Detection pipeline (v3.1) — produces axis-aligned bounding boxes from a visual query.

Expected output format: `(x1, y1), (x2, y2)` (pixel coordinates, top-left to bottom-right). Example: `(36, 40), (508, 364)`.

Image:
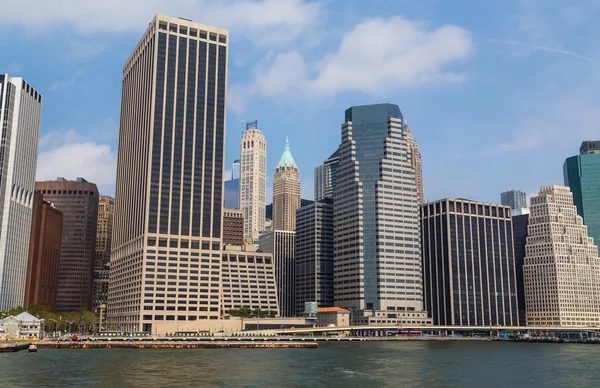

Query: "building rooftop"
(317, 307), (350, 313)
(276, 136), (297, 169)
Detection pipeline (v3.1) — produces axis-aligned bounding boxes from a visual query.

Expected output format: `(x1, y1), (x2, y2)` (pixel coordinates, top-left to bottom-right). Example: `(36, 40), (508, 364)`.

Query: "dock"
(37, 340), (318, 349)
(0, 343), (31, 352)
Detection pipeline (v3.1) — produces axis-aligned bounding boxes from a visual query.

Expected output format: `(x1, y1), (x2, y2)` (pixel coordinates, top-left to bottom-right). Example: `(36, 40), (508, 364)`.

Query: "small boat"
(28, 344), (37, 353)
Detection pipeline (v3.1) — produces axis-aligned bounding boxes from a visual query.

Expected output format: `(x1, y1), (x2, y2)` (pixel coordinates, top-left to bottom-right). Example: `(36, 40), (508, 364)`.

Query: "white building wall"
(240, 129), (266, 241)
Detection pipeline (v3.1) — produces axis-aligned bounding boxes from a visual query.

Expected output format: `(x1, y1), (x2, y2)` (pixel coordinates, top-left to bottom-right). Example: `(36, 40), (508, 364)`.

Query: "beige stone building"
(240, 121), (267, 242)
(273, 136), (300, 231)
(93, 195), (114, 311)
(405, 125), (423, 205)
(221, 245), (279, 313)
(524, 185), (600, 327)
(108, 15), (229, 333)
(316, 307), (350, 327)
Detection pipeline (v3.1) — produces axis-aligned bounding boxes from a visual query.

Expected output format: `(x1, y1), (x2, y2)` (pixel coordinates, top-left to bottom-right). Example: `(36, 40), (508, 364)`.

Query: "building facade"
(223, 208), (243, 246)
(524, 185), (600, 327)
(405, 126), (423, 204)
(333, 103), (429, 324)
(316, 307), (350, 327)
(512, 213), (529, 326)
(273, 136), (300, 232)
(501, 190), (528, 212)
(240, 121), (266, 241)
(0, 75), (42, 311)
(422, 198), (520, 326)
(24, 191), (63, 311)
(0, 312), (44, 339)
(564, 141), (600, 247)
(314, 148), (339, 201)
(92, 195), (114, 311)
(258, 231), (296, 317)
(108, 15), (229, 333)
(295, 199), (334, 316)
(221, 246), (279, 313)
(35, 178), (99, 312)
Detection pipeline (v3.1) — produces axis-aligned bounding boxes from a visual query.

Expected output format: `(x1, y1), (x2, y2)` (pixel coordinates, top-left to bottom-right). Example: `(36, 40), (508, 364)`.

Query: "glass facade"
(564, 153), (600, 247)
(344, 104), (402, 309)
(224, 178), (240, 209)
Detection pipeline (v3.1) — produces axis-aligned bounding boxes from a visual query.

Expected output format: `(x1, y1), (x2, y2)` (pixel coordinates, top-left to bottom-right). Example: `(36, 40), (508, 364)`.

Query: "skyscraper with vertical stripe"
(108, 15), (228, 333)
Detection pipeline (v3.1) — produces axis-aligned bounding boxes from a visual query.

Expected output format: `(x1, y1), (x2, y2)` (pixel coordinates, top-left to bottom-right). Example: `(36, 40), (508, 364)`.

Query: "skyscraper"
(35, 178), (99, 312)
(259, 230), (296, 317)
(422, 198), (520, 326)
(314, 148), (339, 201)
(501, 190), (528, 212)
(0, 75), (42, 311)
(273, 136), (300, 231)
(92, 195), (114, 311)
(108, 15), (229, 333)
(295, 198), (334, 316)
(24, 192), (63, 311)
(223, 160), (240, 209)
(333, 103), (429, 325)
(405, 125), (424, 204)
(564, 140), (600, 246)
(512, 213), (528, 326)
(524, 185), (600, 327)
(240, 121), (266, 241)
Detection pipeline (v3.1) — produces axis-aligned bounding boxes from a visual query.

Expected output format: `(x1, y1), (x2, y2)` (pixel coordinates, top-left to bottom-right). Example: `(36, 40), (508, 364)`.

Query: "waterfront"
(1, 341), (600, 387)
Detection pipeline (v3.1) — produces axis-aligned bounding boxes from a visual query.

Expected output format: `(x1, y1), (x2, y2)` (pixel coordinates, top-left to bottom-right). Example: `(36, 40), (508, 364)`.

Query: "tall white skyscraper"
(240, 121), (266, 241)
(108, 15), (229, 333)
(524, 185), (600, 327)
(0, 75), (42, 311)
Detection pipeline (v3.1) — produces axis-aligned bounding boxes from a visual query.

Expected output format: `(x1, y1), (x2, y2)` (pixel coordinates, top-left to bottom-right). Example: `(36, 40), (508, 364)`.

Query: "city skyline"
(2, 1), (597, 206)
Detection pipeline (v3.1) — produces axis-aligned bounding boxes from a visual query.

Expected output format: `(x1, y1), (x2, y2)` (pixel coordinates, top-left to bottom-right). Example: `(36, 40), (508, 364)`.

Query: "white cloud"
(36, 142), (117, 194)
(2, 0), (321, 47)
(48, 70), (85, 91)
(39, 128), (81, 150)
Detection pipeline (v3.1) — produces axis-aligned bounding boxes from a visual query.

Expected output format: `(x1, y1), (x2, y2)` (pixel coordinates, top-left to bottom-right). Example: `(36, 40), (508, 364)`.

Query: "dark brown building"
(35, 177), (99, 312)
(24, 191), (63, 311)
(223, 208), (244, 245)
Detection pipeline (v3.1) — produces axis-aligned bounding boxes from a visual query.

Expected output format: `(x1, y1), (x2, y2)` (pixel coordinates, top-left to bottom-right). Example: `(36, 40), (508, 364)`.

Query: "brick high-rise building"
(0, 75), (42, 311)
(35, 178), (99, 312)
(223, 208), (243, 246)
(273, 136), (300, 232)
(92, 195), (114, 311)
(24, 191), (63, 311)
(524, 185), (600, 327)
(108, 15), (229, 333)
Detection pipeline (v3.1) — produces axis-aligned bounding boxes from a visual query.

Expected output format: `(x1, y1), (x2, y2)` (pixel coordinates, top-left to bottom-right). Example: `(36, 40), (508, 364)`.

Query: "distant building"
(422, 198), (520, 326)
(294, 199), (334, 316)
(259, 230), (296, 317)
(524, 185), (600, 327)
(564, 141), (600, 247)
(92, 196), (114, 311)
(501, 190), (528, 212)
(512, 213), (529, 326)
(223, 208), (244, 246)
(333, 103), (429, 325)
(314, 148), (339, 201)
(0, 312), (44, 339)
(240, 121), (267, 241)
(24, 191), (63, 311)
(224, 160), (240, 209)
(221, 245), (279, 313)
(316, 307), (350, 327)
(0, 74), (42, 311)
(273, 137), (300, 231)
(405, 125), (424, 204)
(36, 177), (99, 312)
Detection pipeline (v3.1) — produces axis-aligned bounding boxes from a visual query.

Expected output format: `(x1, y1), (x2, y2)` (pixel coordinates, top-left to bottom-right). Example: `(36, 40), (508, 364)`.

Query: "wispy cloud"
(486, 38), (600, 63)
(49, 69), (85, 90)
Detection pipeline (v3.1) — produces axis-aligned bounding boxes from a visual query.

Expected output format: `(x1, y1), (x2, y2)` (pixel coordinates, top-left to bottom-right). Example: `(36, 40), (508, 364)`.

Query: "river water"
(1, 341), (599, 387)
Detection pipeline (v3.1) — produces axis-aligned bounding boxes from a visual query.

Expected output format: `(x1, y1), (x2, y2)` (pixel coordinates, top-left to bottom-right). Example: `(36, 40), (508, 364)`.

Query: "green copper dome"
(277, 136), (297, 169)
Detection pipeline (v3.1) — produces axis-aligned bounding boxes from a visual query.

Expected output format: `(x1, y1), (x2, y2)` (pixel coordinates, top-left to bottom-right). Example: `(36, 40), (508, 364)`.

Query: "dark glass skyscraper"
(109, 15), (229, 333)
(512, 213), (528, 326)
(422, 198), (520, 326)
(564, 141), (600, 247)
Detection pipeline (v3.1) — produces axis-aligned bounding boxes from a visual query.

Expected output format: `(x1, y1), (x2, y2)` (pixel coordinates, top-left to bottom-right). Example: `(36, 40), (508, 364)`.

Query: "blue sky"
(2, 0), (599, 204)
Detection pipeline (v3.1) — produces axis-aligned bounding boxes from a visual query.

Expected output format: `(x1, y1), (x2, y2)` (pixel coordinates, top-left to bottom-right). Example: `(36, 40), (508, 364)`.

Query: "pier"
(37, 340), (318, 349)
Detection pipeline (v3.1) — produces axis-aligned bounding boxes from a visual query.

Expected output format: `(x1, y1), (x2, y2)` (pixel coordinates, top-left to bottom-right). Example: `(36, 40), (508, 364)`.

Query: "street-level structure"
(108, 15), (229, 333)
(0, 75), (42, 311)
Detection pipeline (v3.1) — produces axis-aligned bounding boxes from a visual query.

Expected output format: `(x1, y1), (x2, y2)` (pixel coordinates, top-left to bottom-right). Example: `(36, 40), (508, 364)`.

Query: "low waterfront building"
(221, 245), (279, 313)
(0, 312), (45, 339)
(422, 198), (520, 326)
(316, 307), (350, 327)
(524, 185), (600, 327)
